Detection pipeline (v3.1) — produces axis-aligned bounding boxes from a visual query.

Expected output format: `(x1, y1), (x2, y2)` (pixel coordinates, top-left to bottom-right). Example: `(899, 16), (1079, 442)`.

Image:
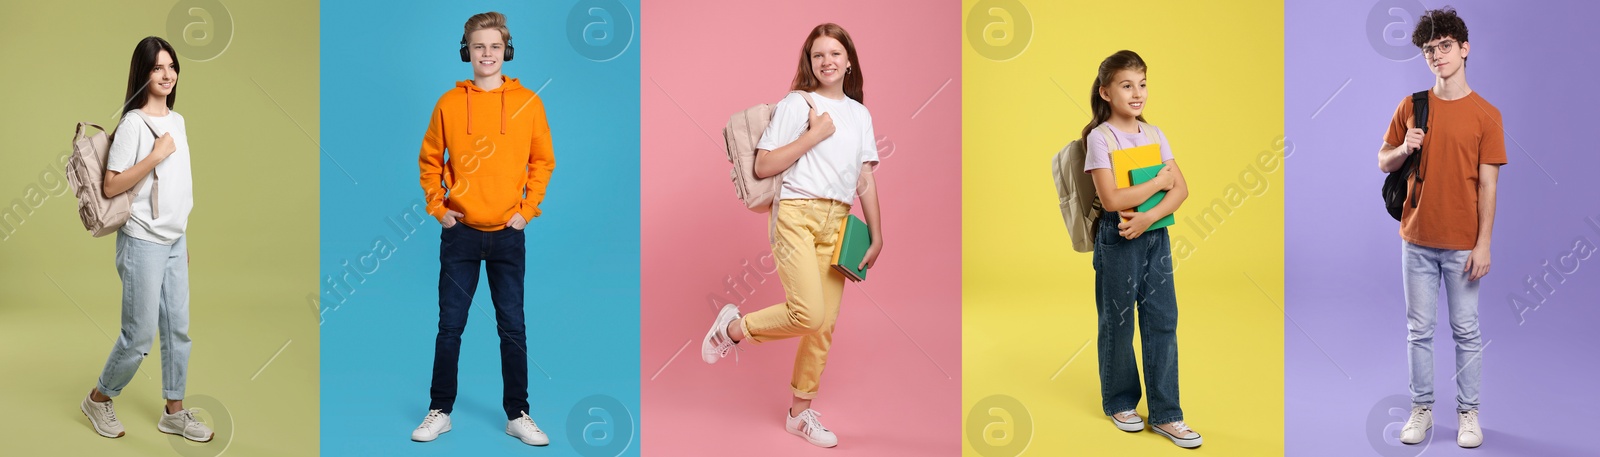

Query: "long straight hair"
(790, 23), (864, 104)
(1080, 50), (1147, 144)
(121, 36), (179, 121)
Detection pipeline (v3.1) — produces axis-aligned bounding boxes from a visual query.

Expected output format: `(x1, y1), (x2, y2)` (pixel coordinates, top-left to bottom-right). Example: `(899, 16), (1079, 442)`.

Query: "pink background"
(639, 0), (962, 454)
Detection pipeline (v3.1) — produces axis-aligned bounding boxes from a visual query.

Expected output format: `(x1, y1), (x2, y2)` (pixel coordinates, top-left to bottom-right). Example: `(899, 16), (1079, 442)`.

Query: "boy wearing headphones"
(411, 11), (556, 446)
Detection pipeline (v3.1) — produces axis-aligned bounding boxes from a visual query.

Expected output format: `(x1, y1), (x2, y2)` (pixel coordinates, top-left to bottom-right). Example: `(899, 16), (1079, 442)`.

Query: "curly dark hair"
(1412, 7), (1468, 63)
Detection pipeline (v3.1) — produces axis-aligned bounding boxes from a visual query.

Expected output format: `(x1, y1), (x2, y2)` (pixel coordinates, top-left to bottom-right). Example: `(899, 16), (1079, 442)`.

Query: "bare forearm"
(1476, 184), (1497, 248)
(102, 156), (160, 198)
(1378, 143), (1410, 173)
(1145, 184), (1187, 220)
(857, 171), (883, 243)
(1101, 181), (1165, 212)
(755, 131), (823, 178)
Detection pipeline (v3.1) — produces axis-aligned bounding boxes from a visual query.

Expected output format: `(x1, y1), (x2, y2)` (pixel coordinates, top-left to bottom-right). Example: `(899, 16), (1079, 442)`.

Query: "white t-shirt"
(106, 110), (193, 245)
(755, 91), (879, 204)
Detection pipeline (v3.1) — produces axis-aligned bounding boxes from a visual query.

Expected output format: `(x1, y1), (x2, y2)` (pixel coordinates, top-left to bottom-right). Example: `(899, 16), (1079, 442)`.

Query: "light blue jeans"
(96, 232), (191, 400)
(1402, 241), (1481, 412)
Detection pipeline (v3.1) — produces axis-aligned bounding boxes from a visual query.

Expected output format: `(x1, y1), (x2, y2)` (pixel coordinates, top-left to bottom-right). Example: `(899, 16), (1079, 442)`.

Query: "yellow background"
(962, 0), (1284, 455)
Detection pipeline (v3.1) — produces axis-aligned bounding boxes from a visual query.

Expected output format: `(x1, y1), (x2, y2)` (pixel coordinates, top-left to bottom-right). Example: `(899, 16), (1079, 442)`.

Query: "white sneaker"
(1457, 409), (1482, 448)
(1400, 405), (1431, 445)
(1109, 410), (1144, 432)
(1152, 420), (1202, 448)
(80, 392), (125, 438)
(158, 408), (214, 443)
(411, 409), (451, 442)
(507, 411), (550, 446)
(785, 408), (838, 448)
(700, 304), (742, 364)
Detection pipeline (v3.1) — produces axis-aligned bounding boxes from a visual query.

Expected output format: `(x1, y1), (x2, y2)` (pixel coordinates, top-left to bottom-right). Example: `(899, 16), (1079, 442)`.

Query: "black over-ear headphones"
(459, 35), (514, 62)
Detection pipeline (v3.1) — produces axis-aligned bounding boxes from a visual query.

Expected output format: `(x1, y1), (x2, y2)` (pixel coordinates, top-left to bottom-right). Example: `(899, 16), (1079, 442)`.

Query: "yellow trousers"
(742, 199), (851, 399)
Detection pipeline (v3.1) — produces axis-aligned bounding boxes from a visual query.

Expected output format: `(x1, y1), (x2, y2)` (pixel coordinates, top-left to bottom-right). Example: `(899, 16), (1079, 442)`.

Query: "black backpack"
(1383, 91), (1429, 221)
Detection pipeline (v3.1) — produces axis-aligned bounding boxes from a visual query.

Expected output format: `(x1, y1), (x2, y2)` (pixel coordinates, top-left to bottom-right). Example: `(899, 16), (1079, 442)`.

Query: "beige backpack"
(723, 90), (817, 213)
(1052, 126), (1120, 253)
(67, 111), (161, 237)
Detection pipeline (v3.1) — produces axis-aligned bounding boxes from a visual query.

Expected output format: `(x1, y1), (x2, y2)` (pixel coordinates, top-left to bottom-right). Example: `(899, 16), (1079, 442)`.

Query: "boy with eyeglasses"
(1375, 7), (1504, 449)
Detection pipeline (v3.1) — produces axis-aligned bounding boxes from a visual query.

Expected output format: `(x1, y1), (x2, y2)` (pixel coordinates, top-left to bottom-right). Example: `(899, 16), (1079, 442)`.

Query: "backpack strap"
(1408, 90), (1429, 209)
(768, 91), (819, 244)
(125, 110), (164, 219)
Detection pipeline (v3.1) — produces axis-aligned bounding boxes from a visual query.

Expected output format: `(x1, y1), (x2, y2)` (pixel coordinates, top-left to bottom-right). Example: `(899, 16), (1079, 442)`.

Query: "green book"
(830, 214), (872, 282)
(1129, 164), (1176, 231)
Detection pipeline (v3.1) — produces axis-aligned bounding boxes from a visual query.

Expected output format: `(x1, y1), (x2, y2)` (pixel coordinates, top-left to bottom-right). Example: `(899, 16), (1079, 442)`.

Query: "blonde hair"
(463, 11), (511, 44)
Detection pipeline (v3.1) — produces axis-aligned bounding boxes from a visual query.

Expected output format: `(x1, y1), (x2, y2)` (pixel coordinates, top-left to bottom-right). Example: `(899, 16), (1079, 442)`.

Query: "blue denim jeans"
(96, 232), (190, 400)
(1092, 212), (1182, 424)
(429, 224), (529, 420)
(1402, 241), (1482, 412)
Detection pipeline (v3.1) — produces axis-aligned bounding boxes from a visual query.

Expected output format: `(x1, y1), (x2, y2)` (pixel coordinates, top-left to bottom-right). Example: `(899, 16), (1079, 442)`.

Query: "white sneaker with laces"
(1152, 420), (1202, 448)
(1457, 409), (1482, 448)
(507, 411), (550, 446)
(158, 408), (214, 443)
(1400, 405), (1431, 445)
(411, 409), (451, 442)
(1109, 410), (1144, 432)
(701, 303), (742, 364)
(80, 392), (125, 438)
(785, 408), (838, 448)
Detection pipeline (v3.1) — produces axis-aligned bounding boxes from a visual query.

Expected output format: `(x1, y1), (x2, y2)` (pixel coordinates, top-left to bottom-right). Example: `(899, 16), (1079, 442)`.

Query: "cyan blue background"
(319, 1), (639, 456)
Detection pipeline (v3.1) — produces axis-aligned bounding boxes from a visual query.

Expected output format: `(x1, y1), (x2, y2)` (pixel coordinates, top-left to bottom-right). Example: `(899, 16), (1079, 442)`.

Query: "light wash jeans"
(96, 232), (191, 400)
(1402, 241), (1481, 412)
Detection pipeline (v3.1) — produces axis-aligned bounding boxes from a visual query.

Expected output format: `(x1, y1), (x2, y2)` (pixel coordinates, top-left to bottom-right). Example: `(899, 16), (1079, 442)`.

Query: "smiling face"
(1099, 69), (1147, 119)
(808, 36), (850, 89)
(1421, 36), (1468, 79)
(467, 28), (506, 78)
(147, 49), (177, 99)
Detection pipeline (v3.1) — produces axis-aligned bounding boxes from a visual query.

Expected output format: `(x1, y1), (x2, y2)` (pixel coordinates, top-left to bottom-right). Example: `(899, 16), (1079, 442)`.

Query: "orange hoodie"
(419, 75), (556, 231)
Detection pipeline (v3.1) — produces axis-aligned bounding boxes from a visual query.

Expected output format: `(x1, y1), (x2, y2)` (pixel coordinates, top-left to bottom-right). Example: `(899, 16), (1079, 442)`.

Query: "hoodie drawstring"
(500, 90), (507, 135)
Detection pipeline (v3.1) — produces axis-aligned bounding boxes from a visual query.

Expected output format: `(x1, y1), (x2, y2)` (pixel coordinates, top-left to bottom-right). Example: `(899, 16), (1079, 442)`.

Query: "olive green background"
(0, 1), (318, 456)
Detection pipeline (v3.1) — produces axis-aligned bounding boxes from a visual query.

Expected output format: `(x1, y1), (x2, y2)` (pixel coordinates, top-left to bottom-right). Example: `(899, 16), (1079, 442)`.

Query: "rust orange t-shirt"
(1383, 90), (1507, 250)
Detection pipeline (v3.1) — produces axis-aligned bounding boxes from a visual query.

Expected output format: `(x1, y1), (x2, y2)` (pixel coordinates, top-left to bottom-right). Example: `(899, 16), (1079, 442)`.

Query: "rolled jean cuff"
(791, 386), (818, 400)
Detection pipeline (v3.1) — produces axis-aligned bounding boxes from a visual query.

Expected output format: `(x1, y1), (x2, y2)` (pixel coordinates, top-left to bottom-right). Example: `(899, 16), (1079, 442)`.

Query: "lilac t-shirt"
(1083, 122), (1174, 173)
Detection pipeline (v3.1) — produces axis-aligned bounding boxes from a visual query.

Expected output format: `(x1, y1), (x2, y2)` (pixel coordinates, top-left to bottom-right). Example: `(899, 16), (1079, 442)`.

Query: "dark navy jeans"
(429, 223), (529, 420)
(1092, 212), (1182, 424)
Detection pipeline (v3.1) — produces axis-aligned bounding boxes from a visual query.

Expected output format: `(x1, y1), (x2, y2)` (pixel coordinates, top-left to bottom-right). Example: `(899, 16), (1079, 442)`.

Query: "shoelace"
(1166, 421), (1193, 436)
(797, 409), (828, 434)
(98, 400), (120, 424)
(1406, 409), (1429, 429)
(420, 410), (445, 429)
(1459, 411), (1478, 434)
(515, 412), (542, 433)
(1114, 411), (1139, 422)
(713, 322), (744, 362)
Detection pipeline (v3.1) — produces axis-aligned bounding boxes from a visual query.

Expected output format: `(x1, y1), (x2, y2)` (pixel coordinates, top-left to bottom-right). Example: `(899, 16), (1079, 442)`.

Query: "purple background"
(1287, 1), (1600, 456)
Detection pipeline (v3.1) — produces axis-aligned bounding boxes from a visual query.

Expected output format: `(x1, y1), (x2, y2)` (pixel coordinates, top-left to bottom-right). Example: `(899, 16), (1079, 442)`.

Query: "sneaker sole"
(1110, 416), (1144, 432)
(79, 402), (125, 438)
(158, 423), (214, 443)
(786, 426), (838, 448)
(507, 430), (550, 446)
(412, 424), (451, 442)
(1152, 426), (1202, 448)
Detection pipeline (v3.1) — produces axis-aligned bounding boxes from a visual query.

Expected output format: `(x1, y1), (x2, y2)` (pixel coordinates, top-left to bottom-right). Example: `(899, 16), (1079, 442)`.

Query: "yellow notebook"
(1111, 143), (1164, 188)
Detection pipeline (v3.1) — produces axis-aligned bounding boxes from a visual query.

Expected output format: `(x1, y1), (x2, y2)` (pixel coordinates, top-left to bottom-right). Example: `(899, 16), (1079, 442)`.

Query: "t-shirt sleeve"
(1153, 125), (1174, 161)
(106, 115), (144, 173)
(1479, 107), (1507, 165)
(1383, 97), (1413, 147)
(1084, 128), (1111, 173)
(755, 93), (809, 152)
(860, 107), (879, 165)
